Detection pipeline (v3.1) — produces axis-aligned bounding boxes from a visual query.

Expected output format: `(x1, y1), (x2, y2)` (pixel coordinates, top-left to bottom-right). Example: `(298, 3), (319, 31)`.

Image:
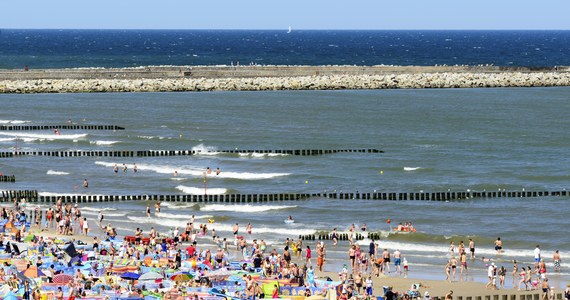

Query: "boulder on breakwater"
(0, 65), (569, 93)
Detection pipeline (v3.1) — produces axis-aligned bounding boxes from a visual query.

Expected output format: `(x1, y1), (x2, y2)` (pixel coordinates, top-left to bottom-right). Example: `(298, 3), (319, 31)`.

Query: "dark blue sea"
(0, 29), (569, 68)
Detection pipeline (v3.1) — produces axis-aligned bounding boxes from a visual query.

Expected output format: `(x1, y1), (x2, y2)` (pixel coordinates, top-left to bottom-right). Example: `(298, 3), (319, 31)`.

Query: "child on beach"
(403, 257), (409, 278)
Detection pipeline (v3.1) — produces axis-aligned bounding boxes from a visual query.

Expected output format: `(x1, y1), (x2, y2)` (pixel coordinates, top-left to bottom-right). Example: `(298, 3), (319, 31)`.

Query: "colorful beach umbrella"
(20, 266), (46, 278)
(170, 273), (192, 282)
(53, 273), (73, 284)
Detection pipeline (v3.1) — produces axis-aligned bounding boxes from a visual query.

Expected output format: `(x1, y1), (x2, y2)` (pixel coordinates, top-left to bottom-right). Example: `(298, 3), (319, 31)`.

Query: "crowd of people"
(1, 198), (568, 300)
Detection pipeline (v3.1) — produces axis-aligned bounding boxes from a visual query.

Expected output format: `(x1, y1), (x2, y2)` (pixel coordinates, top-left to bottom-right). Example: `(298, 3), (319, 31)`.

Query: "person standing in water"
(495, 237), (502, 254)
(469, 238), (475, 259)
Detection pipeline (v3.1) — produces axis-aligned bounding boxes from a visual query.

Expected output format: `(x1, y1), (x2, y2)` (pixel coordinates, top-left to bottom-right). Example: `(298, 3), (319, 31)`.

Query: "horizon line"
(2, 27), (570, 31)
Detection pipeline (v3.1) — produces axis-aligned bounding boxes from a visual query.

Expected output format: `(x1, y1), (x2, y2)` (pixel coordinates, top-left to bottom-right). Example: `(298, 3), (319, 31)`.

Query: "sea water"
(1, 30), (569, 68)
(0, 89), (569, 287)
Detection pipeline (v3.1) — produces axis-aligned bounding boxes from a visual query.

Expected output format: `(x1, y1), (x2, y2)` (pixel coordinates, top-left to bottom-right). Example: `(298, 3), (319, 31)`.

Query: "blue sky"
(1, 0), (569, 30)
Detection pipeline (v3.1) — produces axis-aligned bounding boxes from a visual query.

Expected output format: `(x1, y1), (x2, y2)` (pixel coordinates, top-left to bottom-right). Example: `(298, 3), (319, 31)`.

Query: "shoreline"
(0, 65), (569, 93)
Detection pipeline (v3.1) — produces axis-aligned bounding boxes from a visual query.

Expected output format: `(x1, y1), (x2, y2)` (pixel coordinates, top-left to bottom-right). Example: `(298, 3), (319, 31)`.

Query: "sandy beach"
(5, 206), (562, 300)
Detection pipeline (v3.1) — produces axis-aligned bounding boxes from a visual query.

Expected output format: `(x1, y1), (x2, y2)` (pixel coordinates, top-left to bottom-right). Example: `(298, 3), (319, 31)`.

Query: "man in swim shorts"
(393, 249), (402, 275)
(534, 245), (541, 268)
(494, 237), (502, 254)
(469, 238), (475, 259)
(233, 223), (239, 238)
(553, 250), (561, 272)
(382, 249), (391, 274)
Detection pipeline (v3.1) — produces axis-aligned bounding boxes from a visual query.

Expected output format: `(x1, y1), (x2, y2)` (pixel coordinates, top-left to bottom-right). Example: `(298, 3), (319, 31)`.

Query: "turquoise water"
(0, 88), (569, 286)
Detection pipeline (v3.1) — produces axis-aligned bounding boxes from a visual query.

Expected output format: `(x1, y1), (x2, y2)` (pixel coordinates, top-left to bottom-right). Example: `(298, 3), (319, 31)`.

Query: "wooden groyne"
(0, 148), (382, 158)
(0, 124), (124, 131)
(0, 175), (16, 182)
(1, 189), (567, 203)
(299, 232), (368, 241)
(0, 190), (37, 200)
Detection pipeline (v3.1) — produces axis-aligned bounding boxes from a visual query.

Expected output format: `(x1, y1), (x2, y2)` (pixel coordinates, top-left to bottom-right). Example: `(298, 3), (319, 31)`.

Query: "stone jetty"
(0, 65), (569, 93)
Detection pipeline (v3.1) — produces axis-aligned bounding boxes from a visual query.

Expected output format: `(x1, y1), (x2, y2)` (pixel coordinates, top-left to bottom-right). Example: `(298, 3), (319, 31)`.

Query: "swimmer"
(233, 223), (239, 237)
(113, 164), (118, 173)
(173, 170), (178, 177)
(133, 163), (138, 173)
(122, 163), (127, 172)
(206, 167), (212, 174)
(495, 237), (502, 254)
(83, 179), (88, 188)
(215, 167), (221, 175)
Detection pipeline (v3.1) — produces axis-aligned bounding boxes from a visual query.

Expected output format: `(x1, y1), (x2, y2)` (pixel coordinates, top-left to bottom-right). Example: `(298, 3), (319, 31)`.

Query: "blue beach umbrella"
(120, 272), (140, 280)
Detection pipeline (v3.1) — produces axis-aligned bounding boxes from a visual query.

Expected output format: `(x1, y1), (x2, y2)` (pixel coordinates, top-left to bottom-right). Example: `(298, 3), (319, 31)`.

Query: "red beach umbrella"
(53, 273), (73, 284)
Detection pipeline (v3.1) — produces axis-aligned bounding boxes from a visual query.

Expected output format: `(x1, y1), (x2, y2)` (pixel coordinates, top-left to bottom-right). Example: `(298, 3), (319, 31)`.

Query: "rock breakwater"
(1, 67), (569, 93)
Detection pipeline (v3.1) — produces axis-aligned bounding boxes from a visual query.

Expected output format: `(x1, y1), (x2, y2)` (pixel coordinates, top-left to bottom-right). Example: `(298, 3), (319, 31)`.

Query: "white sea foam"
(404, 167), (422, 171)
(200, 204), (297, 213)
(95, 161), (289, 180)
(0, 132), (88, 141)
(46, 170), (70, 175)
(208, 222), (315, 236)
(90, 140), (119, 146)
(0, 120), (29, 124)
(356, 239), (537, 259)
(160, 202), (199, 209)
(176, 185), (227, 195)
(238, 153), (289, 158)
(79, 207), (117, 212)
(155, 212), (213, 220)
(127, 216), (187, 228)
(82, 210), (125, 217)
(38, 192), (93, 197)
(191, 144), (220, 156)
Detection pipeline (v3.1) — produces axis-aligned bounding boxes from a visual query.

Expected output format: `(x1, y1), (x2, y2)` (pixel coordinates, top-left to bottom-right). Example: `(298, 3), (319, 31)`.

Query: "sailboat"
(287, 26), (292, 34)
